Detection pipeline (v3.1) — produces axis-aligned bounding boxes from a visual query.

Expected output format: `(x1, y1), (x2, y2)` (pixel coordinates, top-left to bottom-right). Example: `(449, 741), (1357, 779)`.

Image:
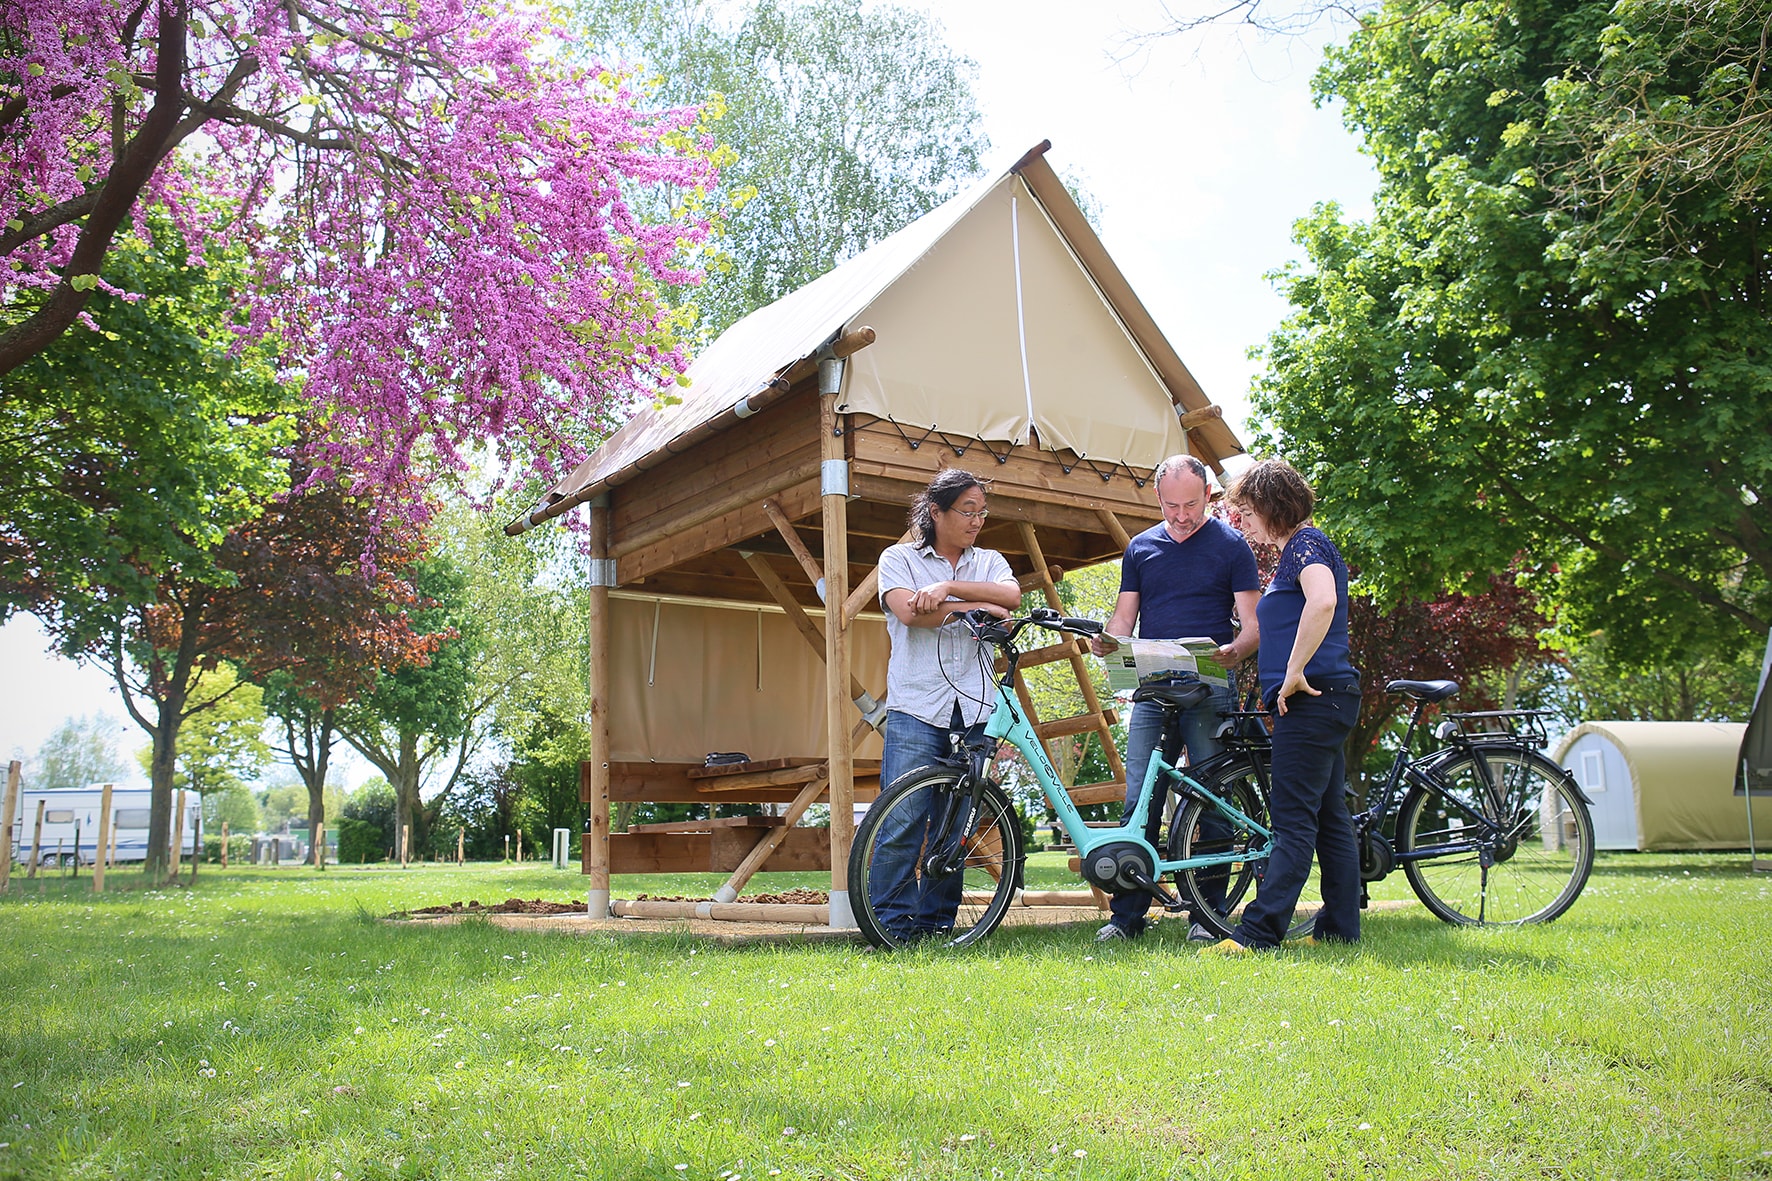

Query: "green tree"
(137, 665), (271, 799)
(335, 559), (482, 856)
(28, 714), (132, 788)
(1252, 0), (1770, 682)
(571, 0), (990, 336)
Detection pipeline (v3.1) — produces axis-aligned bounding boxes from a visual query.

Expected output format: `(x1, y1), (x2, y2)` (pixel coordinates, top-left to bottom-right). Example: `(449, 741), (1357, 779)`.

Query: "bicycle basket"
(1438, 710), (1551, 749)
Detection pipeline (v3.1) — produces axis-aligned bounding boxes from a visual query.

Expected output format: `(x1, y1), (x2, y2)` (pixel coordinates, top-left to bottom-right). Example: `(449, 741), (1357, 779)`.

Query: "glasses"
(948, 507), (990, 521)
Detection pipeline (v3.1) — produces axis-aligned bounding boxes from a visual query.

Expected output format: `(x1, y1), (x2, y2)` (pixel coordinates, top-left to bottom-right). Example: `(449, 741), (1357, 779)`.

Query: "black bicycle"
(1171, 678), (1597, 935)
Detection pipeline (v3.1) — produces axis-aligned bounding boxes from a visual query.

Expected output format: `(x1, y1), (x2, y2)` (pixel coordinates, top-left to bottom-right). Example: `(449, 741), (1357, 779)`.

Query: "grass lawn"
(0, 853), (1768, 1179)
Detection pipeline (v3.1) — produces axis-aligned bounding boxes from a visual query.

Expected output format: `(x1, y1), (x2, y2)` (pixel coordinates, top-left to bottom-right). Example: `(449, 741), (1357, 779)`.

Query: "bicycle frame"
(978, 676), (1270, 880)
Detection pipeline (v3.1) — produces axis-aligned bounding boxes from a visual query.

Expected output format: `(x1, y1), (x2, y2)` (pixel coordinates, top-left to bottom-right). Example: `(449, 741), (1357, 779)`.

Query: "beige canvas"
(607, 593), (888, 765)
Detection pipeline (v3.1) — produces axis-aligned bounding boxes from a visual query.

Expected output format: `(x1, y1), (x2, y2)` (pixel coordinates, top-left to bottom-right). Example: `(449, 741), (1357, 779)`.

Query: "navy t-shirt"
(1119, 517), (1260, 645)
(1256, 525), (1358, 700)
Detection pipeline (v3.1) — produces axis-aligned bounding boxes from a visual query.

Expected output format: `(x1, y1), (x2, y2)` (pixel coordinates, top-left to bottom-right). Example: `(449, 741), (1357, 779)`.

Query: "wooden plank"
(1035, 710), (1119, 741)
(613, 452), (820, 562)
(696, 763), (825, 793)
(608, 394), (819, 542)
(995, 638), (1087, 673)
(849, 420), (1159, 513)
(713, 825), (832, 873)
(0, 761), (18, 891)
(1020, 520), (1125, 787)
(625, 816), (782, 833)
(688, 757), (825, 779)
(608, 832), (712, 874)
(618, 479), (822, 586)
(1066, 780), (1127, 807)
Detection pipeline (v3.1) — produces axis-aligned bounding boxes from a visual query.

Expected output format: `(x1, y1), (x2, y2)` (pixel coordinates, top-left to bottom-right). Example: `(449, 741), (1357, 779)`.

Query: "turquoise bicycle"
(849, 608), (1281, 950)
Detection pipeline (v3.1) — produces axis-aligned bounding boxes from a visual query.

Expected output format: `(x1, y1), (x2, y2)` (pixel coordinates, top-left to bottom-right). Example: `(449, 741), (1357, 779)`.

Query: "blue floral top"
(1255, 526), (1358, 705)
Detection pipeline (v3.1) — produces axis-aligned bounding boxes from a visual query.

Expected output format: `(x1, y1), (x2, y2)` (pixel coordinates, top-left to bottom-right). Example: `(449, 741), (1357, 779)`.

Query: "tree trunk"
(301, 708), (335, 850)
(392, 731), (424, 858)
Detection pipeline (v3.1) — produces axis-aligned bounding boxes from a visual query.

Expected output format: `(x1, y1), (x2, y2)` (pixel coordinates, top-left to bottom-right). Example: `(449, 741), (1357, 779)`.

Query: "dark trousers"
(1234, 684), (1362, 949)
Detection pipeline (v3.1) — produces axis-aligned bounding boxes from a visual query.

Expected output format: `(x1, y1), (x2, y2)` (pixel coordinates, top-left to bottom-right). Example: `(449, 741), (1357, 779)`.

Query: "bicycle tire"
(848, 766), (1023, 950)
(1398, 749), (1594, 925)
(1170, 755), (1315, 941)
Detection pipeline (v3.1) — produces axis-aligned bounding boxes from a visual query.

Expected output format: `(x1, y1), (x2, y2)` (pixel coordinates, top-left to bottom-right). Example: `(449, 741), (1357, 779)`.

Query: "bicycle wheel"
(848, 766), (1023, 950)
(1398, 749), (1594, 925)
(1170, 756), (1316, 941)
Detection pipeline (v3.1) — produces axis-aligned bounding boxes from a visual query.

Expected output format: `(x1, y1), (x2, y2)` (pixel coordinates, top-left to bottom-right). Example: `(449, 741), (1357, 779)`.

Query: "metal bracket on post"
(817, 356), (845, 396)
(853, 691), (888, 731)
(821, 459), (849, 498)
(588, 559), (618, 588)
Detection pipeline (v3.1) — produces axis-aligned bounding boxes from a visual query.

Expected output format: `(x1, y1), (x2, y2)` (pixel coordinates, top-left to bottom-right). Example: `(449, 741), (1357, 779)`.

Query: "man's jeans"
(1107, 678), (1238, 934)
(867, 707), (987, 938)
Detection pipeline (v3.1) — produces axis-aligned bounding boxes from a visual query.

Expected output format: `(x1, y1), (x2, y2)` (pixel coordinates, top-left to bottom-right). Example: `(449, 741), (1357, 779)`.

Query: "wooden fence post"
(515, 831), (522, 863)
(0, 760), (19, 891)
(27, 799), (45, 879)
(93, 784), (113, 894)
(457, 827), (464, 865)
(401, 824), (410, 868)
(314, 822), (325, 870)
(220, 821), (228, 869)
(169, 790), (186, 880)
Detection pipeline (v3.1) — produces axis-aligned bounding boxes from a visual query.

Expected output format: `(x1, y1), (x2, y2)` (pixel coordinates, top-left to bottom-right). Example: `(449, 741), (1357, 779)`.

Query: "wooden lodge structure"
(506, 142), (1245, 927)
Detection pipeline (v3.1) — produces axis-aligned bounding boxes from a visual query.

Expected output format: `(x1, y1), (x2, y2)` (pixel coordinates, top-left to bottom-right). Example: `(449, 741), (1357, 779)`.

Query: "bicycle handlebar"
(957, 607), (1104, 645)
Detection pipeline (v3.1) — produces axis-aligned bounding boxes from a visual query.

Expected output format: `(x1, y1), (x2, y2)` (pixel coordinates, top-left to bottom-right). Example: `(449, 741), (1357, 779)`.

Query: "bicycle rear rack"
(1439, 709), (1553, 749)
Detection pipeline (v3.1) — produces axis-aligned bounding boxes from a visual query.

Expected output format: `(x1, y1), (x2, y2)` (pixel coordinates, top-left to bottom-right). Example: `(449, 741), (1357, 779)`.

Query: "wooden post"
(400, 824), (410, 868)
(819, 361), (857, 929)
(585, 495), (613, 918)
(55, 837), (64, 875)
(169, 789), (186, 880)
(27, 799), (44, 879)
(515, 831), (522, 863)
(0, 760), (19, 891)
(314, 823), (325, 869)
(457, 827), (465, 866)
(93, 784), (113, 894)
(71, 823), (79, 878)
(220, 820), (229, 869)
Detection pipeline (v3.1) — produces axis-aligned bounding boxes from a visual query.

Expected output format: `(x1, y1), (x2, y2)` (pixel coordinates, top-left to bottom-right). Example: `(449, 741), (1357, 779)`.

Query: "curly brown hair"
(1226, 459), (1315, 536)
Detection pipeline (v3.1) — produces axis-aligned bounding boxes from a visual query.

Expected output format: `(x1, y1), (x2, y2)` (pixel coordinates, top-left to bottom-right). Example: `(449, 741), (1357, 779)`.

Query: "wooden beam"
(607, 831), (711, 875)
(1179, 404), (1224, 430)
(1035, 710), (1120, 741)
(995, 637), (1088, 673)
(1067, 781), (1128, 808)
(763, 500), (825, 588)
(1096, 508), (1133, 551)
(741, 552), (881, 716)
(821, 391), (856, 926)
(1019, 521), (1126, 789)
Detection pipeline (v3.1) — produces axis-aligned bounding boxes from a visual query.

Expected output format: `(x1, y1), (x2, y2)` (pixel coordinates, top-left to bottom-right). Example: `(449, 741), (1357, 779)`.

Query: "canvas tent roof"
(513, 141), (1240, 533)
(1554, 720), (1770, 850)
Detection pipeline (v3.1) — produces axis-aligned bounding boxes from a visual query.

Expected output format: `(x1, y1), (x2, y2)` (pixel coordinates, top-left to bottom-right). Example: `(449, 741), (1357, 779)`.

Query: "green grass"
(0, 854), (1768, 1179)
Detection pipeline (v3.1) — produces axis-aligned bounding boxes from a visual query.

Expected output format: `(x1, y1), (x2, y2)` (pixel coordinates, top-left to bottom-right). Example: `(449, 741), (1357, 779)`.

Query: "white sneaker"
(1095, 922), (1136, 942)
(1187, 922), (1217, 943)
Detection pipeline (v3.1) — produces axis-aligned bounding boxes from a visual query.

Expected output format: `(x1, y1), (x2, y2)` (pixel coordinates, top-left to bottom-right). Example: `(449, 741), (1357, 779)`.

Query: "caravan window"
(44, 809), (74, 823)
(114, 809), (151, 828)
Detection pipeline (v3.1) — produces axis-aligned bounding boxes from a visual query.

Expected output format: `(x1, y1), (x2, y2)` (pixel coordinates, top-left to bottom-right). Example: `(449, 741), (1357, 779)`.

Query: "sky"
(0, 0), (1379, 783)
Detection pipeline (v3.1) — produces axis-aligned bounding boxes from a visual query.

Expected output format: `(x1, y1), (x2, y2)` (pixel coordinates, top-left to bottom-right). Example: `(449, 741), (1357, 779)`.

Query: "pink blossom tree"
(3, 0), (723, 490)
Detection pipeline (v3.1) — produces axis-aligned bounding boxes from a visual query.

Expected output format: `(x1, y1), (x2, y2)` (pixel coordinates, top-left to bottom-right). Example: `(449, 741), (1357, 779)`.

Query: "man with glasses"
(1088, 455), (1261, 941)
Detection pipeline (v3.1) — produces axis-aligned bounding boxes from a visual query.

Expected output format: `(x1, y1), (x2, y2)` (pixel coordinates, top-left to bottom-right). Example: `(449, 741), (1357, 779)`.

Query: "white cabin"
(7, 786), (199, 866)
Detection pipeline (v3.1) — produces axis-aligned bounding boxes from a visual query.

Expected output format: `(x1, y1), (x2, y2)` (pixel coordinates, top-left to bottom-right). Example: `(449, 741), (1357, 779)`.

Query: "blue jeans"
(1233, 683), (1361, 949)
(1108, 677), (1238, 933)
(868, 707), (987, 938)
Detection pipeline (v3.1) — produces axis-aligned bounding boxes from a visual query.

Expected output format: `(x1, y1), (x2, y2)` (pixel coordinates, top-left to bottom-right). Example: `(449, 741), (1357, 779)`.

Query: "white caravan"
(7, 786), (200, 866)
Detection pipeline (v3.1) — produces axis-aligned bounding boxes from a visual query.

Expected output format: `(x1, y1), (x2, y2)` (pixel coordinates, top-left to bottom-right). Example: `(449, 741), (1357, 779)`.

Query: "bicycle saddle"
(1386, 679), (1459, 701)
(1131, 682), (1212, 711)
